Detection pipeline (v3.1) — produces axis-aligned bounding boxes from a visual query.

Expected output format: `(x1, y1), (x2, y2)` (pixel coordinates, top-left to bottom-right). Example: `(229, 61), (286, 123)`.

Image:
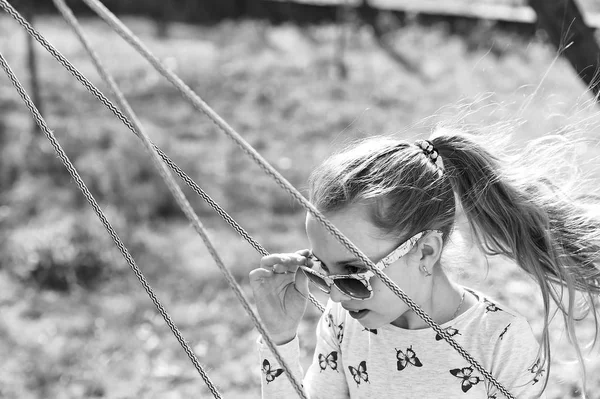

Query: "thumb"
(294, 267), (310, 298)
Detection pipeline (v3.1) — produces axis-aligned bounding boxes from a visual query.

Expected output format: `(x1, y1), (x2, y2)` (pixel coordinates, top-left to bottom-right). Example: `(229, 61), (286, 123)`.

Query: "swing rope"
(0, 1), (514, 397)
(2, 1), (309, 397)
(76, 1), (515, 397)
(0, 0), (325, 315)
(0, 52), (224, 399)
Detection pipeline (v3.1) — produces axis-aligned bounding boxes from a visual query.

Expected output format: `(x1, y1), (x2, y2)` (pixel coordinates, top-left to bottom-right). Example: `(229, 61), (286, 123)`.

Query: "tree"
(528, 0), (600, 100)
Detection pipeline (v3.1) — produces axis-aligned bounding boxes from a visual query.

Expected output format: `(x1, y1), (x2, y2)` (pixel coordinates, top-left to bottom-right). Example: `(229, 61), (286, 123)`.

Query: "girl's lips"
(342, 305), (362, 312)
(348, 309), (370, 320)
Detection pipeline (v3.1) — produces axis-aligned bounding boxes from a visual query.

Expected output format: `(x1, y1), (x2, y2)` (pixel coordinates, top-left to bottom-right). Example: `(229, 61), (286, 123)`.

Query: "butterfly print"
(395, 346), (423, 371)
(348, 361), (369, 386)
(450, 366), (481, 393)
(363, 327), (378, 334)
(336, 322), (344, 344)
(326, 313), (344, 344)
(262, 359), (284, 384)
(484, 299), (502, 313)
(528, 359), (545, 384)
(326, 312), (335, 328)
(435, 326), (461, 341)
(499, 323), (511, 340)
(318, 351), (338, 372)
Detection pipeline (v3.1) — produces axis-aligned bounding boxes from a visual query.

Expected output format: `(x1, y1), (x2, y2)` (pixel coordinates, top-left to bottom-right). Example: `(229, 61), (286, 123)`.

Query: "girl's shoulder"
(464, 287), (523, 317)
(458, 287), (535, 341)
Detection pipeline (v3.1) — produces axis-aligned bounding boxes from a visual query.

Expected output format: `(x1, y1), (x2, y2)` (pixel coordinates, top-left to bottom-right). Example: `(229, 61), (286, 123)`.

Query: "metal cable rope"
(76, 1), (515, 397)
(1, 24), (309, 399)
(0, 1), (513, 396)
(0, 51), (222, 399)
(9, 0), (308, 396)
(0, 0), (327, 314)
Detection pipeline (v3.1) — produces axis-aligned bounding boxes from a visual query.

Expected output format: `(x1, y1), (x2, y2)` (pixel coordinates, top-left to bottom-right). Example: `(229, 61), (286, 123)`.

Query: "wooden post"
(357, 0), (419, 74)
(528, 0), (600, 100)
(333, 4), (349, 80)
(151, 2), (171, 39)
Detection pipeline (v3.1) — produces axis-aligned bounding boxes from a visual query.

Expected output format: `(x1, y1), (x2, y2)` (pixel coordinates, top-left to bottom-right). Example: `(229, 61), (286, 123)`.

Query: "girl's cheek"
(370, 283), (384, 298)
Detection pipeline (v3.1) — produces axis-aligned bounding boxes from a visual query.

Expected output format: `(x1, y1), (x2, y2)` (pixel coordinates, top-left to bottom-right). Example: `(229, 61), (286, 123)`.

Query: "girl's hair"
(308, 128), (600, 393)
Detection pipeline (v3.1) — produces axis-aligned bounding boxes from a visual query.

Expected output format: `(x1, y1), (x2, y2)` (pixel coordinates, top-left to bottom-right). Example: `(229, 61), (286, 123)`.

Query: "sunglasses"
(300, 230), (441, 300)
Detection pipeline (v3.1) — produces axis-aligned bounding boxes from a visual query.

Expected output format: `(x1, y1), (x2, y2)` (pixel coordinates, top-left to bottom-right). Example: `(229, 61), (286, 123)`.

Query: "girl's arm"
(258, 300), (350, 399)
(488, 317), (547, 399)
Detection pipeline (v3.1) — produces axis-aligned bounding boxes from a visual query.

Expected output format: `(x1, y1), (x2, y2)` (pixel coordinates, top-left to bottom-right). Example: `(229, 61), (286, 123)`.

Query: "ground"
(1, 12), (600, 399)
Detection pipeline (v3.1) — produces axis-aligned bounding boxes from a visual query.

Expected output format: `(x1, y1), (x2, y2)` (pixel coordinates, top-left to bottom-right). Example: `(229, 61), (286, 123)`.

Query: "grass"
(1, 12), (600, 399)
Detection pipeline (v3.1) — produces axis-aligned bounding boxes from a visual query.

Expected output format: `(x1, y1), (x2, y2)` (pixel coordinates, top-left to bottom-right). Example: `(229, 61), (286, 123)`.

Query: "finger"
(272, 263), (294, 274)
(251, 264), (292, 279)
(249, 267), (274, 283)
(293, 249), (316, 268)
(284, 253), (309, 266)
(278, 254), (310, 274)
(261, 253), (308, 271)
(295, 249), (311, 257)
(260, 254), (292, 269)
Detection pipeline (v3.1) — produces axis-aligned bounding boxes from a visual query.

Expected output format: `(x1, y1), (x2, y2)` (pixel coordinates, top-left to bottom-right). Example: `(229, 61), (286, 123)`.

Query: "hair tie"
(415, 139), (439, 165)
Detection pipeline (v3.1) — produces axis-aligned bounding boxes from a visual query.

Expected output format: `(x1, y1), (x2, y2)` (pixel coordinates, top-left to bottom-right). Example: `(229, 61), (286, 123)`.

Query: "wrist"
(270, 332), (297, 346)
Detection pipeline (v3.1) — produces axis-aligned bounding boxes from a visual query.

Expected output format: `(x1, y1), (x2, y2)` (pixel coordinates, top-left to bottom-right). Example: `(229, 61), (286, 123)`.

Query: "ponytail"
(432, 128), (600, 393)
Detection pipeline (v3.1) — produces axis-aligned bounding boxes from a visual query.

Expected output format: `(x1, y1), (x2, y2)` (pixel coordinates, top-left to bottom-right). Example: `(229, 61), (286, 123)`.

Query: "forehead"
(305, 205), (392, 261)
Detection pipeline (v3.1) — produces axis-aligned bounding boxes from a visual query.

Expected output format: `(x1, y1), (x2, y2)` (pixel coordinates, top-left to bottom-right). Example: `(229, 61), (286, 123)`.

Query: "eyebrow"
(337, 258), (363, 267)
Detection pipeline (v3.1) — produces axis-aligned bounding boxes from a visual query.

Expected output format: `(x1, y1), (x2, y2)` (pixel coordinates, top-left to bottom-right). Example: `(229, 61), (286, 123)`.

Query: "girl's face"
(305, 204), (427, 329)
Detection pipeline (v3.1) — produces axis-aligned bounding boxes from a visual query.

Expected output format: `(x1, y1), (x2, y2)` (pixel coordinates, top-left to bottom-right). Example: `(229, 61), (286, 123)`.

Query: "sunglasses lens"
(303, 270), (330, 293)
(335, 278), (371, 299)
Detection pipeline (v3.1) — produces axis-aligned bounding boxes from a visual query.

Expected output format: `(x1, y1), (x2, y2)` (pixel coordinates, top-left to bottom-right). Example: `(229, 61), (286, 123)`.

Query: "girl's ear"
(419, 232), (444, 267)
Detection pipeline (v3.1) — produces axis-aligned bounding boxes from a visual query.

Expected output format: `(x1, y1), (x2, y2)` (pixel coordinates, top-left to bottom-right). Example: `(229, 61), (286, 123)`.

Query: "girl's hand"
(249, 249), (311, 345)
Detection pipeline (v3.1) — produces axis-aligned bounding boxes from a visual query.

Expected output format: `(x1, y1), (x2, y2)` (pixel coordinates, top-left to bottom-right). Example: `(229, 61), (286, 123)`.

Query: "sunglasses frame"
(300, 230), (442, 300)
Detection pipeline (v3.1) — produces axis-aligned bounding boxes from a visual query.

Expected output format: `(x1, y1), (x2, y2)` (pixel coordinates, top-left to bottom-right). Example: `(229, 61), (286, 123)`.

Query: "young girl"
(249, 128), (600, 398)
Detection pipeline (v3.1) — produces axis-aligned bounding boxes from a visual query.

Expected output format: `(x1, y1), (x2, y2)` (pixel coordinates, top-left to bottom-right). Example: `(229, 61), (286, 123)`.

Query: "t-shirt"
(257, 288), (546, 399)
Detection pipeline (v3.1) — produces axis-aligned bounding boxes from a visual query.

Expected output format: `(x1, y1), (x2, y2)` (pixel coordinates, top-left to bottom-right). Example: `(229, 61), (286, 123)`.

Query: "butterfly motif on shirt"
(318, 351), (338, 372)
(449, 366), (482, 392)
(484, 299), (502, 313)
(326, 312), (335, 328)
(528, 359), (545, 384)
(348, 361), (369, 386)
(499, 323), (511, 340)
(395, 345), (423, 371)
(336, 322), (344, 344)
(262, 359), (284, 384)
(435, 326), (461, 341)
(326, 312), (344, 344)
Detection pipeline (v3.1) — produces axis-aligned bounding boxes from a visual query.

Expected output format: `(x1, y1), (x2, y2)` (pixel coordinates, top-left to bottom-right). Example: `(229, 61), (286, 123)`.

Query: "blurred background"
(1, 0), (600, 398)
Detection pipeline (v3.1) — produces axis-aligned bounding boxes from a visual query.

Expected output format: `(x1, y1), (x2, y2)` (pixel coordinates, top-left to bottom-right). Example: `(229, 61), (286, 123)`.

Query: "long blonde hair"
(308, 128), (600, 393)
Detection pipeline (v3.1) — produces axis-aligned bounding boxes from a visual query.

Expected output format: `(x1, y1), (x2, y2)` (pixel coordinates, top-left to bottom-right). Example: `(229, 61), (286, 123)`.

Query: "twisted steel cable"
(0, 1), (514, 397)
(1, 43), (310, 399)
(0, 51), (224, 399)
(0, 0), (326, 315)
(75, 1), (515, 397)
(4, 1), (309, 397)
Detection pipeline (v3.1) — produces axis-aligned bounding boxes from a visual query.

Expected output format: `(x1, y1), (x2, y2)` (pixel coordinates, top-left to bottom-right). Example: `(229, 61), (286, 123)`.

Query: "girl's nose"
(329, 285), (351, 303)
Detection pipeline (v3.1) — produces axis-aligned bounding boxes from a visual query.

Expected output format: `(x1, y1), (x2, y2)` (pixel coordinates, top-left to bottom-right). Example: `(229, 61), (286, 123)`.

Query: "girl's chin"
(357, 313), (413, 330)
(390, 314), (410, 329)
(352, 310), (401, 330)
(354, 312), (382, 329)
